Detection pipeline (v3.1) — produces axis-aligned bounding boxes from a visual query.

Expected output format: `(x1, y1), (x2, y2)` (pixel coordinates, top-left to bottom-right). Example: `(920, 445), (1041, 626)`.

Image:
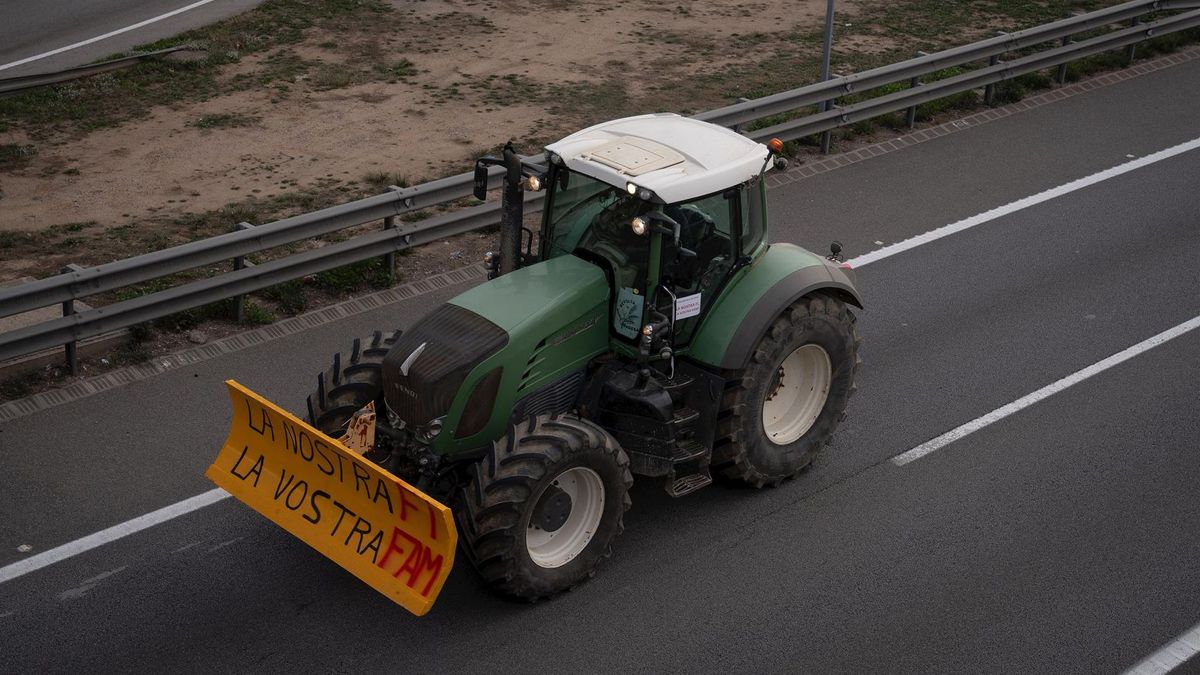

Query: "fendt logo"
(395, 383), (419, 398)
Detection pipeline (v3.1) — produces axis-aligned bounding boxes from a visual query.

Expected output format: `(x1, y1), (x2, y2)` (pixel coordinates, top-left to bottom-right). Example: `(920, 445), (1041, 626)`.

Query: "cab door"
(660, 185), (751, 346)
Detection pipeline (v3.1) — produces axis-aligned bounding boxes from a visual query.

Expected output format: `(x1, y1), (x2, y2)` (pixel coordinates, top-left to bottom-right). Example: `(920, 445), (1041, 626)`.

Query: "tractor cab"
(534, 113), (777, 353)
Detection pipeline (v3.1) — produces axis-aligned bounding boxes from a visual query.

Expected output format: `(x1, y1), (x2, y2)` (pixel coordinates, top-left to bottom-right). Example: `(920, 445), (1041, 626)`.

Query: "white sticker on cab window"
(675, 293), (702, 320)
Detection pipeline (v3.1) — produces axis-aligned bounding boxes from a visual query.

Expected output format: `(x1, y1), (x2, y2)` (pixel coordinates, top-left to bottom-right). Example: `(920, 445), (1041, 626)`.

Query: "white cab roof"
(544, 113), (769, 204)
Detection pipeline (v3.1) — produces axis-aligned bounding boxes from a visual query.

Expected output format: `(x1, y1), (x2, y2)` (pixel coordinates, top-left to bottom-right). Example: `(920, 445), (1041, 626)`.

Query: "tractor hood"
(382, 255), (611, 448)
(449, 254), (608, 335)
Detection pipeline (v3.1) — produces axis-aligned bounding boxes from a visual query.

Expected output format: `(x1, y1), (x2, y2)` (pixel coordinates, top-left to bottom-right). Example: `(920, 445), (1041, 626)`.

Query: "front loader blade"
(206, 380), (457, 616)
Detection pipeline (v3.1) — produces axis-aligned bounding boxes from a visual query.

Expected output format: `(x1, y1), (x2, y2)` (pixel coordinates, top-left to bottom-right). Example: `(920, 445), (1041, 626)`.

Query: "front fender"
(686, 243), (862, 370)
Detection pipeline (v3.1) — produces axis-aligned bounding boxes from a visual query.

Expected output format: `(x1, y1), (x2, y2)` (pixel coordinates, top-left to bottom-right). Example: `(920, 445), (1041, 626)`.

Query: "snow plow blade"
(206, 380), (456, 616)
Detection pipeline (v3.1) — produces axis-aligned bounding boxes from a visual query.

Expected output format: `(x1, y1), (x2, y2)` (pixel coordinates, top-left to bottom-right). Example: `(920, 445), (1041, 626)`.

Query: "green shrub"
(261, 279), (308, 315)
(313, 258), (393, 293)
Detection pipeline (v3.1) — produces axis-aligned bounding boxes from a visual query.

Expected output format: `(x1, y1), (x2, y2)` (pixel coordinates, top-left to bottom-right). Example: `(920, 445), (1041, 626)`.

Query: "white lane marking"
(0, 488), (228, 584)
(1123, 620), (1200, 674)
(892, 315), (1200, 466)
(172, 540), (206, 554)
(57, 565), (127, 601)
(0, 0), (218, 72)
(4, 137), (1199, 585)
(846, 137), (1200, 268)
(205, 536), (244, 553)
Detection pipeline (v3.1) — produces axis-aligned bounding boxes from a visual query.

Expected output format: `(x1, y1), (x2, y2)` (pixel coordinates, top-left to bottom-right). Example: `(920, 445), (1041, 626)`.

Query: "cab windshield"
(542, 170), (650, 286)
(544, 171), (637, 256)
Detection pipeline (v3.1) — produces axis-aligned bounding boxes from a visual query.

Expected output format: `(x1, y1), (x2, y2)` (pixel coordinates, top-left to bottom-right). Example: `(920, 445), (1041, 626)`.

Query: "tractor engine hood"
(381, 302), (509, 435)
(382, 255), (610, 442)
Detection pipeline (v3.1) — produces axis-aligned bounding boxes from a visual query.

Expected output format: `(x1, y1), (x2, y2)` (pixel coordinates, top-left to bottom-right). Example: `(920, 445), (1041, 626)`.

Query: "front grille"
(513, 369), (585, 421)
(382, 304), (508, 427)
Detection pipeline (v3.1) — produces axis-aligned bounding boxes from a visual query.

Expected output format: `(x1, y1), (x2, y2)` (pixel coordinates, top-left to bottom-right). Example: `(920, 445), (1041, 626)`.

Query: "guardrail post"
(383, 215), (397, 283)
(731, 98), (751, 134)
(984, 32), (1006, 106)
(818, 0), (836, 155)
(1126, 16), (1141, 64)
(819, 99), (835, 154)
(1056, 34), (1073, 84)
(386, 185), (416, 286)
(232, 221), (255, 322)
(906, 51), (928, 129)
(60, 263), (83, 375)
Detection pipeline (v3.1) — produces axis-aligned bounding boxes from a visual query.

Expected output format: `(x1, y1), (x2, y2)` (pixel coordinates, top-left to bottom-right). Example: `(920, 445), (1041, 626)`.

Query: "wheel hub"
(531, 484), (573, 533)
(525, 466), (606, 569)
(761, 343), (832, 446)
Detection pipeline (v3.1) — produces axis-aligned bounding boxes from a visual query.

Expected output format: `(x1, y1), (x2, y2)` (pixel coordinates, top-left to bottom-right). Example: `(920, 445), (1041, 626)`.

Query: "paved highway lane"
(2, 56), (1199, 672)
(0, 0), (264, 77)
(774, 53), (1200, 263)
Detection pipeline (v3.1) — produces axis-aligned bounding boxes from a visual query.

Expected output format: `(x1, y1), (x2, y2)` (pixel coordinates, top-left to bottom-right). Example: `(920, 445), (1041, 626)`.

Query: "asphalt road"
(0, 0), (264, 78)
(1, 56), (1198, 673)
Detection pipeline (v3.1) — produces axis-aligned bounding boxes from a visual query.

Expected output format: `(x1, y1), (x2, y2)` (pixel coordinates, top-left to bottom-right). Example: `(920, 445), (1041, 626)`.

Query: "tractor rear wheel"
(305, 330), (401, 436)
(458, 413), (633, 601)
(712, 293), (861, 487)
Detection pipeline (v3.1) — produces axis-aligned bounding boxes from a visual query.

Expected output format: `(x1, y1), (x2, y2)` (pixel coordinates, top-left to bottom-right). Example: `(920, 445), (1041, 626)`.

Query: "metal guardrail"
(0, 46), (198, 98)
(1, 0), (1197, 371)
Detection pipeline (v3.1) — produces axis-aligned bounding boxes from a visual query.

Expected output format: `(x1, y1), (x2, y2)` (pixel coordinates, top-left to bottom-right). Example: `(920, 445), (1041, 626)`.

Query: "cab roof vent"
(583, 136), (685, 177)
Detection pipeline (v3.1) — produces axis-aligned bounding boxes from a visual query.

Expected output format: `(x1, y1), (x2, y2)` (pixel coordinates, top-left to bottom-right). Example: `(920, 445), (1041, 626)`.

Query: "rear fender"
(686, 243), (862, 371)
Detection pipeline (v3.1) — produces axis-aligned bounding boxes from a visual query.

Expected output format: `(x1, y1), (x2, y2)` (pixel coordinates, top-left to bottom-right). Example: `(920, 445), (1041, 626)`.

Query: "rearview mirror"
(473, 160), (490, 200)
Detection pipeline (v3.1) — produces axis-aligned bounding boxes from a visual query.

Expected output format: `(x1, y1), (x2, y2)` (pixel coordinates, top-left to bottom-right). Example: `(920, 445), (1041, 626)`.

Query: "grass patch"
(116, 278), (229, 333)
(0, 0), (395, 137)
(361, 171), (408, 192)
(190, 112), (261, 128)
(261, 279), (308, 315)
(311, 62), (365, 90)
(0, 143), (37, 170)
(378, 59), (416, 79)
(0, 369), (47, 400)
(242, 299), (276, 324)
(312, 258), (393, 293)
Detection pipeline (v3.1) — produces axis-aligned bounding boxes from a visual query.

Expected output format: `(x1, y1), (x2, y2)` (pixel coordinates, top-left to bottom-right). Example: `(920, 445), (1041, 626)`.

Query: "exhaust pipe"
(473, 142), (525, 277)
(499, 142), (523, 276)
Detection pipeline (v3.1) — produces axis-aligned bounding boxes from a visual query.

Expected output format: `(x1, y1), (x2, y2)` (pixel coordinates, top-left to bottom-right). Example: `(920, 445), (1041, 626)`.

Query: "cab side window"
(662, 189), (740, 344)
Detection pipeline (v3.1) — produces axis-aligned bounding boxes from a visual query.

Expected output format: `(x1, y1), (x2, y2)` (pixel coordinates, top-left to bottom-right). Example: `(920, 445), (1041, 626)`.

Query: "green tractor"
(300, 113), (862, 602)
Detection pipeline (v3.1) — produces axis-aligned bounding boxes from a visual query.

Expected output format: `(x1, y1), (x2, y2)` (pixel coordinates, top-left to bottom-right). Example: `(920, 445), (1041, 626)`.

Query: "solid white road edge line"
(846, 136), (1200, 268)
(0, 488), (229, 584)
(4, 136), (1198, 587)
(1122, 620), (1200, 675)
(891, 314), (1200, 466)
(0, 0), (218, 72)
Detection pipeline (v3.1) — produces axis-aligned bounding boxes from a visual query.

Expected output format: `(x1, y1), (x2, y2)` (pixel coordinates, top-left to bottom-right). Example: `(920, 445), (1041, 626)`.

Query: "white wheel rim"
(762, 344), (832, 445)
(526, 466), (605, 569)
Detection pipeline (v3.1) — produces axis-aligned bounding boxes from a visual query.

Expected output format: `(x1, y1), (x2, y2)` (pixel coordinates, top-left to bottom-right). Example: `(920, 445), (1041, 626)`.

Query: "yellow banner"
(206, 380), (456, 616)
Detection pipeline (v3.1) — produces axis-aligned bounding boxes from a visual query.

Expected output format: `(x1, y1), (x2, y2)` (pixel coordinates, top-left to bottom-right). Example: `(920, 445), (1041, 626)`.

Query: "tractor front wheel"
(459, 413), (632, 600)
(305, 330), (400, 436)
(712, 293), (861, 487)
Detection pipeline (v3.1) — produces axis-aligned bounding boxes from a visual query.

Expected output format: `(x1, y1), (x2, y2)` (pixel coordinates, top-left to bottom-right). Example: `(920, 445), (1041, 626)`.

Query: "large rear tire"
(711, 294), (861, 487)
(458, 413), (633, 600)
(305, 330), (400, 436)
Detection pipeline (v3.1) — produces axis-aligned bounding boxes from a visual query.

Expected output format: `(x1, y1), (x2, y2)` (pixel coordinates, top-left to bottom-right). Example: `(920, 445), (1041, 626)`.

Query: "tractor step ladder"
(665, 439), (712, 497)
(667, 472), (712, 497)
